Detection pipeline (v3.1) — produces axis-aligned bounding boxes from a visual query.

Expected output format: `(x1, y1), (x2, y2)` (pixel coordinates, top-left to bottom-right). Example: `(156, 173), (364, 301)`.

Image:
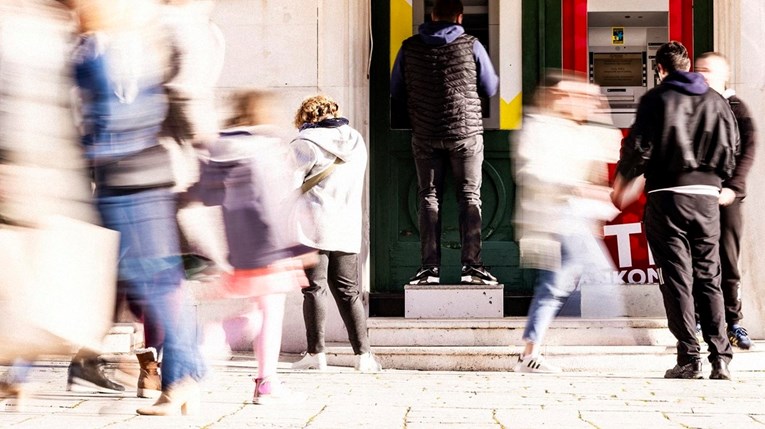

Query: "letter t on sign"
(603, 222), (642, 268)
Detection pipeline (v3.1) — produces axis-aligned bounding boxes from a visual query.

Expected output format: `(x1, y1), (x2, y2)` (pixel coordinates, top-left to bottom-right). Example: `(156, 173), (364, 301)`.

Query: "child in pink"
(190, 90), (314, 404)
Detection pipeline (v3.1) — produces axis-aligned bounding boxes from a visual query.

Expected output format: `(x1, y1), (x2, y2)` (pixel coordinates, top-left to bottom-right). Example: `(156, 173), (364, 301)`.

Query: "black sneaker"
(664, 360), (703, 379)
(408, 266), (440, 285)
(67, 358), (125, 393)
(728, 324), (753, 350)
(710, 358), (731, 380)
(460, 265), (498, 285)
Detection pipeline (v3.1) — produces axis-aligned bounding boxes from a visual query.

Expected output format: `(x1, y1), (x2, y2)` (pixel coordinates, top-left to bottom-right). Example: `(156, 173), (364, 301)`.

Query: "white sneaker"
(512, 354), (562, 373)
(354, 352), (382, 372)
(292, 352), (327, 370)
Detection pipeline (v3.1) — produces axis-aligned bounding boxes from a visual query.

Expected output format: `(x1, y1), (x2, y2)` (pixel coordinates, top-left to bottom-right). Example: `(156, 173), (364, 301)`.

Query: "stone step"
(312, 343), (765, 372)
(367, 317), (677, 347)
(100, 323), (143, 354)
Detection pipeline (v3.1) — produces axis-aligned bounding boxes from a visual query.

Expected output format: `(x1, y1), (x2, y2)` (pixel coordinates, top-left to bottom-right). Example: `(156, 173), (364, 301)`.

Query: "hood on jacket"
(662, 71), (709, 95)
(206, 125), (283, 162)
(295, 124), (362, 163)
(417, 21), (464, 46)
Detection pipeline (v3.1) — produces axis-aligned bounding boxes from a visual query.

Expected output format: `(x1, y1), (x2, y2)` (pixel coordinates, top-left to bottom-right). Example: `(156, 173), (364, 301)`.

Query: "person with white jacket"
(289, 95), (381, 372)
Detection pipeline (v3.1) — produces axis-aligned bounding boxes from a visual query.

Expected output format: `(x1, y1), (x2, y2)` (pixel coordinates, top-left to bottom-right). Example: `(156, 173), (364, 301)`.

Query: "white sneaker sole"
(67, 378), (123, 394)
(460, 275), (498, 285)
(409, 276), (440, 285)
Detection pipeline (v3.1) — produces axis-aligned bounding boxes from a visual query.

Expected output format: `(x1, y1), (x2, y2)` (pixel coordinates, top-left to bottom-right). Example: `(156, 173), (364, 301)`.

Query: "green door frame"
(368, 0), (713, 317)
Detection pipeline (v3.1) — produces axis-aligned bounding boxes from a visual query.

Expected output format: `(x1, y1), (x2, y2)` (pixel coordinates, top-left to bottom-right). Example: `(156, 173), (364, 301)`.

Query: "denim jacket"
(73, 32), (168, 163)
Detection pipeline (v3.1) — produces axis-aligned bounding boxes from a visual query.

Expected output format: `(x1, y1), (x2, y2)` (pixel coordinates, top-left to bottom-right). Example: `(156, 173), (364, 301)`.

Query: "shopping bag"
(0, 216), (119, 360)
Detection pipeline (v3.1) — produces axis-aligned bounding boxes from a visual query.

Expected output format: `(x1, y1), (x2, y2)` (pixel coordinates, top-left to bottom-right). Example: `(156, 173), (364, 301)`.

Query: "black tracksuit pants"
(719, 197), (744, 326)
(644, 191), (733, 366)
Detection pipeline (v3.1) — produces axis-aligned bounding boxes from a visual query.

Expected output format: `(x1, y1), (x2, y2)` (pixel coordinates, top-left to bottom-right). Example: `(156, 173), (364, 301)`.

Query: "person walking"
(391, 0), (499, 286)
(0, 0), (107, 402)
(512, 72), (621, 373)
(190, 90), (314, 404)
(70, 0), (206, 414)
(290, 95), (381, 372)
(695, 52), (757, 350)
(612, 41), (738, 380)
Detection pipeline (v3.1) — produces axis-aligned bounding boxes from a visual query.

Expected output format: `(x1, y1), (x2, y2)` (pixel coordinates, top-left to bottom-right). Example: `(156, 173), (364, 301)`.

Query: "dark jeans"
(97, 187), (205, 387)
(412, 134), (484, 267)
(719, 197), (743, 325)
(644, 191), (733, 366)
(301, 251), (370, 354)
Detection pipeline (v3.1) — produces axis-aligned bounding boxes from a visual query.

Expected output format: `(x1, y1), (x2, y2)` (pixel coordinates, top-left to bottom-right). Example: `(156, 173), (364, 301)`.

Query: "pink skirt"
(223, 258), (309, 298)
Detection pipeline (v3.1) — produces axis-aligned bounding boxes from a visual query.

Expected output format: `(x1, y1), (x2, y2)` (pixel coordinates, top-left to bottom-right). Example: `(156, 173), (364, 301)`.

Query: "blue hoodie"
(661, 70), (708, 95)
(390, 21), (498, 100)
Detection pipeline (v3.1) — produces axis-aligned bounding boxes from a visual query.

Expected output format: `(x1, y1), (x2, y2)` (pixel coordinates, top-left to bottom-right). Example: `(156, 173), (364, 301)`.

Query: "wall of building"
(715, 0), (765, 339)
(203, 0), (765, 355)
(208, 0), (372, 352)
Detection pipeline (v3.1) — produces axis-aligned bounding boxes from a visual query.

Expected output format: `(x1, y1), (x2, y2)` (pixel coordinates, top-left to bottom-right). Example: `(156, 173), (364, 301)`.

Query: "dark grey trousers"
(301, 251), (370, 354)
(412, 134), (484, 267)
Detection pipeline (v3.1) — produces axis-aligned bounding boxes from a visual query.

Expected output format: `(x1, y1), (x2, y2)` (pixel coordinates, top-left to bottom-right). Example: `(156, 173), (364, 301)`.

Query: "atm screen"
(591, 52), (644, 87)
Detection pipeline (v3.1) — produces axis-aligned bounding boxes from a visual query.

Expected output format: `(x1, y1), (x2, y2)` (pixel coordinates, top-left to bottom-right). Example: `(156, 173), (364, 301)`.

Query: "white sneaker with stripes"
(512, 354), (562, 373)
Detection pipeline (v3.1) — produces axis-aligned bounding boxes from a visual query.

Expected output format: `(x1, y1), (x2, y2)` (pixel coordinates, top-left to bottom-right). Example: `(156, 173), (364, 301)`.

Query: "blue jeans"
(97, 187), (204, 387)
(522, 233), (591, 345)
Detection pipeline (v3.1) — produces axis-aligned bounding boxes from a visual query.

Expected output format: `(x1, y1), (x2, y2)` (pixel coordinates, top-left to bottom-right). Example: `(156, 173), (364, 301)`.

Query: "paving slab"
(1, 357), (764, 428)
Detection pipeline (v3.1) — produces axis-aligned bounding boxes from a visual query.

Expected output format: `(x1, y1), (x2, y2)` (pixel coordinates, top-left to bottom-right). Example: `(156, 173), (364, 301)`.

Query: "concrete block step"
(312, 342), (765, 373)
(367, 317), (677, 347)
(100, 323), (143, 354)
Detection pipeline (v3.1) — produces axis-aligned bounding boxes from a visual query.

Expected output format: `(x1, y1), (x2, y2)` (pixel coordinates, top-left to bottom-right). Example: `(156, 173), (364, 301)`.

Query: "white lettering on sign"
(610, 268), (659, 284)
(603, 221), (660, 284)
(603, 222), (642, 268)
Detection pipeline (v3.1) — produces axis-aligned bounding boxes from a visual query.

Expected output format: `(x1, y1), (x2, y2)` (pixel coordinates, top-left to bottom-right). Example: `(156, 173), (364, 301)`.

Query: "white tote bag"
(0, 216), (119, 360)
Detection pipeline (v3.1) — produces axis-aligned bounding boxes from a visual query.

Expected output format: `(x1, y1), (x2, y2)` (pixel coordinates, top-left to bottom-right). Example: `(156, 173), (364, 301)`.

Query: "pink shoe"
(253, 377), (305, 405)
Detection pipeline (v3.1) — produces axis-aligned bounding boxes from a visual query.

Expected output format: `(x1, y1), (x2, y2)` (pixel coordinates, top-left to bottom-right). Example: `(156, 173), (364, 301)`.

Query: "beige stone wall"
(209, 1), (371, 352)
(714, 0), (765, 339)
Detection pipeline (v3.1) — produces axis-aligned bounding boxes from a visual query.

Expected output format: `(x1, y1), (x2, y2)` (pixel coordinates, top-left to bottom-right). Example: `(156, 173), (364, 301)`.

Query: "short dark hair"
(432, 0), (463, 22)
(655, 41), (691, 73)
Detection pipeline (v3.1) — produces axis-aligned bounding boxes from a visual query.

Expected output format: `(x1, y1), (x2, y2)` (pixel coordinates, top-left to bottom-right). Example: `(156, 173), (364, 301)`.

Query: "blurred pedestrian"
(70, 0), (206, 414)
(159, 0), (228, 277)
(695, 52), (757, 350)
(612, 41), (738, 380)
(190, 89), (315, 404)
(290, 95), (382, 372)
(0, 0), (106, 403)
(512, 72), (621, 373)
(391, 0), (499, 286)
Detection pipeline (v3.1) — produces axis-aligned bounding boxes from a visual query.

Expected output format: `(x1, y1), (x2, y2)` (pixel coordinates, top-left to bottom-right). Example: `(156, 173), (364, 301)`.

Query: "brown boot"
(135, 348), (161, 399)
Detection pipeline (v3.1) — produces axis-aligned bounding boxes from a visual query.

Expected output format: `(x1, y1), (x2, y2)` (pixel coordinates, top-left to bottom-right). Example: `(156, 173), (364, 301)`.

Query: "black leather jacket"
(616, 71), (740, 192)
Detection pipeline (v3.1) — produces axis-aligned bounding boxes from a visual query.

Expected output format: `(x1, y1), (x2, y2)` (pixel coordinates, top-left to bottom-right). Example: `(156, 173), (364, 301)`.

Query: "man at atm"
(612, 41), (738, 380)
(390, 0), (499, 286)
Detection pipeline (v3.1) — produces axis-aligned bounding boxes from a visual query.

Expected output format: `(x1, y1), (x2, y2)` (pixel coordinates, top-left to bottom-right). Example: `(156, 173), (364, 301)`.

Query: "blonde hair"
(294, 94), (340, 129)
(227, 89), (276, 127)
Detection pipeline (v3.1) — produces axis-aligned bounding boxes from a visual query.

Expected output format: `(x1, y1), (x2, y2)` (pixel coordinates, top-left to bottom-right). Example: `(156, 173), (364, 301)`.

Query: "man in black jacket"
(695, 52), (757, 350)
(612, 41), (738, 380)
(391, 0), (499, 286)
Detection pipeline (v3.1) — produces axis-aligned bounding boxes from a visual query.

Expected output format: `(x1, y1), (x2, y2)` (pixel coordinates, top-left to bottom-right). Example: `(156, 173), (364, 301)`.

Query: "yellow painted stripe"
(390, 0), (413, 72)
(500, 93), (523, 130)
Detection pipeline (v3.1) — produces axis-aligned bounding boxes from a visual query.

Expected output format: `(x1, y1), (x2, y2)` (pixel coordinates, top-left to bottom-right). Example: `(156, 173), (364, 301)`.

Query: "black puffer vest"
(402, 33), (483, 140)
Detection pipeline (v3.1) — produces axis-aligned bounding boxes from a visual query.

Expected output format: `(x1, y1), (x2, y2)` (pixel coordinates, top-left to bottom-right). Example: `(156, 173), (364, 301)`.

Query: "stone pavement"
(2, 354), (765, 429)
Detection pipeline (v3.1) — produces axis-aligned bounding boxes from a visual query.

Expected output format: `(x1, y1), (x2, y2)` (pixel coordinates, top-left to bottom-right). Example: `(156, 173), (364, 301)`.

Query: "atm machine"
(588, 5), (668, 128)
(403, 0), (502, 130)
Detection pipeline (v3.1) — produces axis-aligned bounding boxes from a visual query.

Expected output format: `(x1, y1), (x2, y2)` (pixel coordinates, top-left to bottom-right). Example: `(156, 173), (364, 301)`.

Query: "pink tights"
(244, 293), (286, 380)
